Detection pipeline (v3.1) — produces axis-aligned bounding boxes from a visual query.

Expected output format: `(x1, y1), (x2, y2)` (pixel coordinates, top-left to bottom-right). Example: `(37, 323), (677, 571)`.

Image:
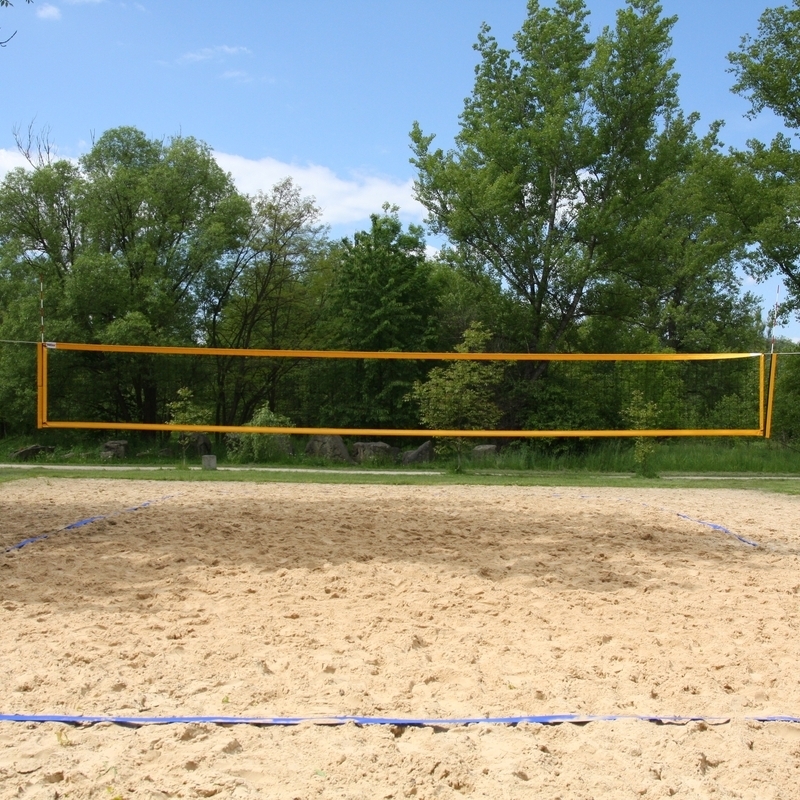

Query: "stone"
(304, 434), (354, 463)
(101, 440), (128, 459)
(352, 441), (400, 463)
(201, 454), (217, 470)
(11, 444), (55, 461)
(472, 444), (498, 459)
(401, 440), (434, 465)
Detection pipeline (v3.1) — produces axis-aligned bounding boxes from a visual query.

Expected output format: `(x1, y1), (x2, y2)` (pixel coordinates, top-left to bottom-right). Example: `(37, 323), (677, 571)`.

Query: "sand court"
(1, 478), (800, 798)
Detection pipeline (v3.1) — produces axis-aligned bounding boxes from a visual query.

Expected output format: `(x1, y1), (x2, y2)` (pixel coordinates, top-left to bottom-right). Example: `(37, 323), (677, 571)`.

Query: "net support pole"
(36, 342), (43, 429)
(37, 342), (48, 429)
(765, 353), (778, 439)
(759, 353), (766, 434)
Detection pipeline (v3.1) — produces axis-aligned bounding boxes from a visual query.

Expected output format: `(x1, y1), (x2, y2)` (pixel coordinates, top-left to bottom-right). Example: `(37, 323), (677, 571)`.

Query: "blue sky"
(0, 0), (795, 338)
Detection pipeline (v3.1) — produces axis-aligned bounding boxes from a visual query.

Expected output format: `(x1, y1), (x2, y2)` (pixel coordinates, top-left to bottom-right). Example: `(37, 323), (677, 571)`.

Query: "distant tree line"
(1, 0), (799, 446)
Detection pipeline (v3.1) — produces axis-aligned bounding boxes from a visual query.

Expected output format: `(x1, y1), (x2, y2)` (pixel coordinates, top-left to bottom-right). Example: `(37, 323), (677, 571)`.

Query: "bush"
(226, 404), (295, 463)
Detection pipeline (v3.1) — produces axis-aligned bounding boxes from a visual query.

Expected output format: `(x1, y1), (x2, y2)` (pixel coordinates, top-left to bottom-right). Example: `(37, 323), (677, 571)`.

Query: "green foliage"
(725, 4), (800, 317)
(315, 207), (438, 428)
(226, 404), (295, 463)
(410, 0), (733, 355)
(206, 178), (329, 426)
(771, 343), (800, 443)
(623, 390), (660, 477)
(0, 91), (793, 447)
(166, 387), (210, 463)
(728, 0), (800, 129)
(411, 323), (504, 468)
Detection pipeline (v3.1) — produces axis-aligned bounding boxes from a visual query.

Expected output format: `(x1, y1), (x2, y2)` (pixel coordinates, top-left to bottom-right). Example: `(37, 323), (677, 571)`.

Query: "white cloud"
(1, 145), (424, 232)
(213, 152), (425, 227)
(36, 4), (62, 20)
(179, 45), (251, 64)
(0, 149), (32, 180)
(221, 70), (249, 81)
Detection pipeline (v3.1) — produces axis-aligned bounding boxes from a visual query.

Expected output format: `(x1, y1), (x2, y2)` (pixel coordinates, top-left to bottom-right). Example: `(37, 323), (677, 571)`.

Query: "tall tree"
(727, 2), (800, 317)
(0, 126), (250, 427)
(410, 0), (720, 356)
(729, 0), (800, 129)
(202, 178), (330, 425)
(579, 130), (765, 354)
(315, 207), (438, 428)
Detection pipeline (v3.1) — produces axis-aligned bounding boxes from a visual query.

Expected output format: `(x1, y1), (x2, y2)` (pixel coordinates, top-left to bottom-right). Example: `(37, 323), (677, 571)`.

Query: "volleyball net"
(36, 342), (777, 438)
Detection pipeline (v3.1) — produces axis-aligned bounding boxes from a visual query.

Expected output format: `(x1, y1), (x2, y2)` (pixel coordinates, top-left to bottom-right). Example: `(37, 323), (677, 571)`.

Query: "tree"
(728, 0), (800, 129)
(410, 0), (714, 357)
(317, 206), (438, 428)
(726, 3), (800, 317)
(0, 126), (250, 429)
(577, 131), (765, 355)
(1, 0), (32, 47)
(411, 323), (504, 469)
(201, 177), (330, 426)
(166, 387), (210, 465)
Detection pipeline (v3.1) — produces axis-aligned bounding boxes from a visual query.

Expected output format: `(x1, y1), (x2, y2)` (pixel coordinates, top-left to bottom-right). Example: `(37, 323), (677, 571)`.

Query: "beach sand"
(1, 478), (799, 798)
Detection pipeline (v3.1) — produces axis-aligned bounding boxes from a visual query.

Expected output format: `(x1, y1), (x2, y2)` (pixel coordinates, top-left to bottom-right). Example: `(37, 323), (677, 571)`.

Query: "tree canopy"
(725, 0), (800, 317)
(2, 1), (799, 449)
(410, 0), (756, 357)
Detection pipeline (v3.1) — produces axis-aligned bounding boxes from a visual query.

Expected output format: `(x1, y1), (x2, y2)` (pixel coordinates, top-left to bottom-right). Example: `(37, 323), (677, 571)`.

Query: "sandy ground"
(1, 478), (799, 799)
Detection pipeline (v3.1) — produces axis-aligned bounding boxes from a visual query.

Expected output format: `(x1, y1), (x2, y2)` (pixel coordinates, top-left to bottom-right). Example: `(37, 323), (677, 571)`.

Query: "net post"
(36, 342), (44, 429)
(39, 342), (49, 428)
(759, 353), (765, 434)
(765, 353), (778, 439)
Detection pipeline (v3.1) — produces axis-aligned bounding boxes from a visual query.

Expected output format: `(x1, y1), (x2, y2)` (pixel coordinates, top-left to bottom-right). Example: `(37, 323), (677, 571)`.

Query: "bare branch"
(13, 121), (56, 168)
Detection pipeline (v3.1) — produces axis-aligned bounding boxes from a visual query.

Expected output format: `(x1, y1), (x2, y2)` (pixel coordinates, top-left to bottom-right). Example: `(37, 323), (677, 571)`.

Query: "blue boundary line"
(0, 712), (739, 727)
(4, 489), (758, 553)
(0, 712), (796, 728)
(605, 494), (760, 548)
(674, 512), (759, 547)
(552, 491), (759, 547)
(3, 495), (176, 554)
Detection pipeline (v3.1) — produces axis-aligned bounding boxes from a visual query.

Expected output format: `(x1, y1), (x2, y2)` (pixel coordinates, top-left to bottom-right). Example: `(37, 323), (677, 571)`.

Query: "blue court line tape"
(0, 713), (745, 728)
(601, 494), (760, 548)
(3, 495), (176, 554)
(675, 513), (759, 547)
(63, 516), (106, 530)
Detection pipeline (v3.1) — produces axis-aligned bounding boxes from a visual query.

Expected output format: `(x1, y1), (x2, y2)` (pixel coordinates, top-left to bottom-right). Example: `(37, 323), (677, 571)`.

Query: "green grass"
(2, 464), (800, 496)
(1, 433), (799, 493)
(478, 438), (800, 475)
